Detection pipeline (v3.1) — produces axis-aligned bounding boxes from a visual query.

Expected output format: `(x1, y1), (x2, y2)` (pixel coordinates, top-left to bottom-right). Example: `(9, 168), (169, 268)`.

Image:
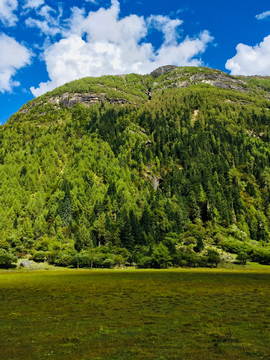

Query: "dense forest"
(1, 66), (270, 269)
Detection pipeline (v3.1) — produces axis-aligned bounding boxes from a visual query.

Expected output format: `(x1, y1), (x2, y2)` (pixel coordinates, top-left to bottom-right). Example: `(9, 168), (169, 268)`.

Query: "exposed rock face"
(150, 67), (249, 94)
(49, 92), (104, 107)
(20, 92), (136, 115)
(150, 65), (179, 78)
(20, 103), (36, 114)
(194, 73), (248, 92)
(49, 92), (135, 108)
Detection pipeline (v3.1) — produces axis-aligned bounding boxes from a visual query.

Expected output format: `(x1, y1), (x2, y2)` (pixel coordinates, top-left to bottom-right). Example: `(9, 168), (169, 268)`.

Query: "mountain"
(1, 65), (270, 269)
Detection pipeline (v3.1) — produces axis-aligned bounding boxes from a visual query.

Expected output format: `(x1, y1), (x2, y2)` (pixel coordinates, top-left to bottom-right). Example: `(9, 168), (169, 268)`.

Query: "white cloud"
(0, 33), (32, 93)
(30, 0), (214, 96)
(226, 35), (270, 75)
(255, 10), (270, 20)
(22, 0), (44, 9)
(0, 0), (18, 26)
(25, 4), (63, 36)
(147, 15), (183, 44)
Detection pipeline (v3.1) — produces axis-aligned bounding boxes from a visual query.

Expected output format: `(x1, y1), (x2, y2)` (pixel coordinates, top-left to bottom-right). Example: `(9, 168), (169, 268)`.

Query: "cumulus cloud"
(0, 33), (32, 93)
(0, 0), (18, 26)
(226, 35), (270, 75)
(255, 11), (270, 20)
(30, 0), (214, 96)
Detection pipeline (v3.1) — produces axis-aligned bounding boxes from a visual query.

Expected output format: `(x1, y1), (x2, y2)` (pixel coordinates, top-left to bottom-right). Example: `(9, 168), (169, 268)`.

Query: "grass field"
(1, 267), (270, 360)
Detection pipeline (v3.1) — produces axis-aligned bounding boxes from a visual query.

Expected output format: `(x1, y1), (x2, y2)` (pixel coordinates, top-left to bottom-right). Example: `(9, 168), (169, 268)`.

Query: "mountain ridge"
(9, 65), (270, 125)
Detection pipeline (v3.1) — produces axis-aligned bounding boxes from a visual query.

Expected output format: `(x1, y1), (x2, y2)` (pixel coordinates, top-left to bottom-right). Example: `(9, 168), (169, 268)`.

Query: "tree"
(152, 243), (172, 269)
(33, 216), (47, 239)
(60, 197), (72, 226)
(205, 249), (221, 267)
(59, 179), (72, 226)
(236, 252), (249, 265)
(74, 224), (91, 251)
(193, 236), (204, 253)
(140, 206), (152, 235)
(129, 210), (144, 245)
(0, 249), (18, 269)
(136, 256), (152, 269)
(119, 209), (134, 251)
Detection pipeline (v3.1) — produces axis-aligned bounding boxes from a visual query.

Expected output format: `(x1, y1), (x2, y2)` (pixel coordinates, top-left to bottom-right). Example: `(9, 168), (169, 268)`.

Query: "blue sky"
(1, 0), (270, 124)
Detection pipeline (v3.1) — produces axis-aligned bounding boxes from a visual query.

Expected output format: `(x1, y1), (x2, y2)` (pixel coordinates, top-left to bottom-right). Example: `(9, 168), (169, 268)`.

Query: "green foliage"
(136, 256), (152, 269)
(54, 251), (75, 267)
(0, 240), (10, 250)
(151, 243), (172, 269)
(250, 248), (270, 265)
(205, 249), (221, 267)
(32, 251), (48, 262)
(0, 249), (17, 268)
(247, 77), (270, 92)
(236, 252), (249, 265)
(2, 66), (270, 267)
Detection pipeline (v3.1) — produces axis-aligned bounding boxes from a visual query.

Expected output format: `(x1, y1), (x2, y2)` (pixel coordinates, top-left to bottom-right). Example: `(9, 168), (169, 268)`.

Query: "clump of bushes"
(0, 249), (18, 269)
(136, 241), (221, 269)
(51, 246), (130, 269)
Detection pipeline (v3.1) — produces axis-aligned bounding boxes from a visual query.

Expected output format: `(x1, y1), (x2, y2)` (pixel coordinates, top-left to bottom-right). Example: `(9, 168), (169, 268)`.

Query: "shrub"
(102, 257), (115, 268)
(152, 243), (172, 269)
(136, 256), (152, 269)
(236, 252), (249, 265)
(32, 251), (49, 262)
(214, 233), (225, 245)
(48, 241), (62, 251)
(9, 237), (23, 250)
(205, 250), (221, 267)
(48, 250), (60, 264)
(54, 251), (75, 267)
(194, 237), (204, 253)
(36, 238), (50, 251)
(185, 252), (202, 267)
(250, 249), (270, 265)
(0, 240), (10, 250)
(219, 236), (244, 254)
(112, 247), (130, 260)
(114, 255), (125, 266)
(0, 249), (18, 269)
(227, 224), (247, 241)
(71, 251), (92, 268)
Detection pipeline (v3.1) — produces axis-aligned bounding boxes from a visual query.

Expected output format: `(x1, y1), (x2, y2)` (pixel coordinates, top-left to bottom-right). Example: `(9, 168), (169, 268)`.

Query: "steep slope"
(1, 66), (270, 268)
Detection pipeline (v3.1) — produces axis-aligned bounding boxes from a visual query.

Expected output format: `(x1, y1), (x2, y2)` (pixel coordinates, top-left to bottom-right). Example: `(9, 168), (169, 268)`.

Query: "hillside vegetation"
(1, 66), (270, 268)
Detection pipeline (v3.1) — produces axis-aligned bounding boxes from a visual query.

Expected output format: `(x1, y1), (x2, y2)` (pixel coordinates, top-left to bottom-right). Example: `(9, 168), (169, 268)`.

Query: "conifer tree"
(120, 209), (134, 251)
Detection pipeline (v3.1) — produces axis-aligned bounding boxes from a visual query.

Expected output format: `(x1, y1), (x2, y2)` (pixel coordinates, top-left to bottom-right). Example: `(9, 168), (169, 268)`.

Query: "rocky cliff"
(14, 65), (270, 121)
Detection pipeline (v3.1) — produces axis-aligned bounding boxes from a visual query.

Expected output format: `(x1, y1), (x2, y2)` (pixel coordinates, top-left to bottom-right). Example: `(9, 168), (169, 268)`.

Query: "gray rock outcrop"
(150, 65), (179, 78)
(19, 260), (31, 268)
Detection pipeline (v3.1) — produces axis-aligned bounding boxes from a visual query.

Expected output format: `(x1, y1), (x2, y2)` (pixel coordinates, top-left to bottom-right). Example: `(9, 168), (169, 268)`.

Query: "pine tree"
(119, 209), (134, 251)
(60, 197), (72, 226)
(129, 210), (144, 246)
(140, 206), (152, 235)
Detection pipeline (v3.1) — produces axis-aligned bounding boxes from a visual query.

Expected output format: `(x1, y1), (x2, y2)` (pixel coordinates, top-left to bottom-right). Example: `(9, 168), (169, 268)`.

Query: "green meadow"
(1, 268), (270, 360)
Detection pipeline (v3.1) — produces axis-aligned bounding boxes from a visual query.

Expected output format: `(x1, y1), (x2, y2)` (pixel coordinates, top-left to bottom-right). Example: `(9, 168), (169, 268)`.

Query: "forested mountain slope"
(1, 66), (270, 268)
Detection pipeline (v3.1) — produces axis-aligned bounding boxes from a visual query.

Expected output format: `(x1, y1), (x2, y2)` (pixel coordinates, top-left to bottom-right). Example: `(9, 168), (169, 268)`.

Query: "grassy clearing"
(1, 268), (270, 360)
